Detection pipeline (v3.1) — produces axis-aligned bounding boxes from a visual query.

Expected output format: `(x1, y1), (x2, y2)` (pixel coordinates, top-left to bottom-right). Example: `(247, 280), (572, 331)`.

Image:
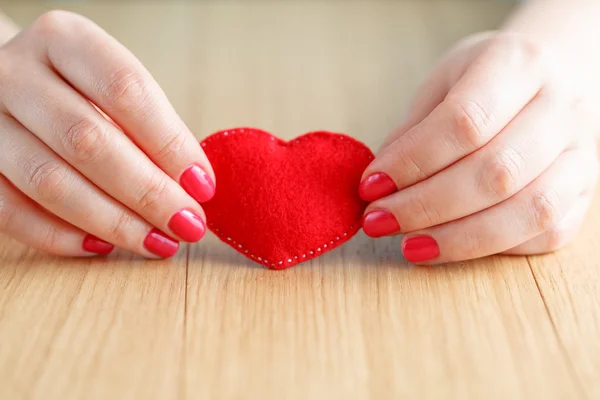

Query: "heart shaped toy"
(201, 128), (374, 269)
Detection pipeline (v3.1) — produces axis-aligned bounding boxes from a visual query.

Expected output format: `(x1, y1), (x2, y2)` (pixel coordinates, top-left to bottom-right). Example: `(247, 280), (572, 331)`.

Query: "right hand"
(0, 11), (216, 259)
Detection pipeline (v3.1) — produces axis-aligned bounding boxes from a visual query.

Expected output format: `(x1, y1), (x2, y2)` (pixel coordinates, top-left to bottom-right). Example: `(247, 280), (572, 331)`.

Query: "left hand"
(359, 31), (600, 265)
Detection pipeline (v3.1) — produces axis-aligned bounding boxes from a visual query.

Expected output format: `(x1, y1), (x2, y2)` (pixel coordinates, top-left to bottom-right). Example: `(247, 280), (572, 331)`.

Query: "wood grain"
(527, 190), (600, 399)
(0, 240), (188, 400)
(186, 234), (580, 399)
(0, 1), (598, 399)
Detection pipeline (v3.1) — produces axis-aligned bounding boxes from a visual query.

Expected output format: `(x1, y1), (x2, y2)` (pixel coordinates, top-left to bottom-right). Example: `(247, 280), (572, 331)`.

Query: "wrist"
(500, 0), (600, 84)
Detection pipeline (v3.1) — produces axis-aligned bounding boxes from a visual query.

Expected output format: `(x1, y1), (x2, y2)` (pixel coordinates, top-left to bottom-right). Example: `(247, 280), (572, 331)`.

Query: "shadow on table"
(0, 235), (187, 272)
(187, 231), (491, 275)
(187, 231), (411, 270)
(0, 232), (476, 273)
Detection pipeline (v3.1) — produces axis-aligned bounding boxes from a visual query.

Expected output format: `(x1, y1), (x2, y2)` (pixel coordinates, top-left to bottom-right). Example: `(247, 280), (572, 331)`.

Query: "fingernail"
(359, 172), (397, 202)
(144, 229), (180, 258)
(168, 209), (206, 242)
(362, 209), (400, 237)
(403, 235), (440, 263)
(180, 165), (215, 203)
(82, 234), (114, 255)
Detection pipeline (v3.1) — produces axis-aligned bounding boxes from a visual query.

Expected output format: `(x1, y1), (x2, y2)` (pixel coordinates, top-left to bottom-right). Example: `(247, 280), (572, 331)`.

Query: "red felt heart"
(201, 128), (374, 269)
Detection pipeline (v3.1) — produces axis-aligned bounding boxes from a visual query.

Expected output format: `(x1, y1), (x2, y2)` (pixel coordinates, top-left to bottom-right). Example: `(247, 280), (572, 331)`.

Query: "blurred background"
(0, 0), (518, 147)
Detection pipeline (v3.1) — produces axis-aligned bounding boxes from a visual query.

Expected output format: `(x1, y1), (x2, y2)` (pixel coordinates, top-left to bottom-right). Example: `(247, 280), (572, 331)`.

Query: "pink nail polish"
(180, 165), (215, 203)
(402, 235), (440, 263)
(82, 234), (114, 255)
(361, 209), (401, 237)
(168, 209), (206, 242)
(144, 229), (180, 258)
(359, 172), (397, 202)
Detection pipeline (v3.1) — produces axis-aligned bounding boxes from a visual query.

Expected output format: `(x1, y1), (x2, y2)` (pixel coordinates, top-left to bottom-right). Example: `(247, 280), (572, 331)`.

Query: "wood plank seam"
(525, 256), (588, 399)
(180, 243), (190, 400)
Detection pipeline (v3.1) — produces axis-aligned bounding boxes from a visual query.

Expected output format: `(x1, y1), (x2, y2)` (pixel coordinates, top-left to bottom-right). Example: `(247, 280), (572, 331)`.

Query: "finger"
(361, 66), (450, 202)
(360, 33), (547, 201)
(0, 114), (178, 258)
(377, 32), (495, 152)
(1, 64), (207, 244)
(503, 139), (598, 255)
(502, 193), (593, 255)
(28, 11), (216, 202)
(0, 175), (113, 256)
(399, 146), (592, 264)
(363, 92), (569, 236)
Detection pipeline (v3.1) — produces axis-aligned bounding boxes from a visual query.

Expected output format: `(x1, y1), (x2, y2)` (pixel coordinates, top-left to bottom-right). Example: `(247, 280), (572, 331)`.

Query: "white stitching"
(212, 228), (358, 269)
(202, 127), (369, 268)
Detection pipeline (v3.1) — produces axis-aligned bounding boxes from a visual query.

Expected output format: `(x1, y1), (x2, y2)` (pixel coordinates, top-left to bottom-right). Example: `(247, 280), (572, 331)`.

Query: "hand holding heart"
(0, 11), (216, 258)
(0, 13), (598, 266)
(359, 32), (599, 264)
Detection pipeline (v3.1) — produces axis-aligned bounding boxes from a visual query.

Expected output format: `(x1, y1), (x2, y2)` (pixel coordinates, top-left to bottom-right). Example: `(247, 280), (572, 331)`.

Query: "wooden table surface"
(1, 1), (599, 399)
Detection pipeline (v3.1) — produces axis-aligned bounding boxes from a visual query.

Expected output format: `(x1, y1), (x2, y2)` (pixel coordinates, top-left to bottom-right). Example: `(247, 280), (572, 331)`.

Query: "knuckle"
(389, 138), (428, 182)
(152, 125), (188, 164)
(489, 32), (546, 67)
(409, 188), (440, 227)
(543, 228), (571, 252)
(136, 177), (170, 213)
(480, 146), (523, 199)
(445, 99), (491, 150)
(62, 115), (111, 164)
(32, 10), (79, 38)
(24, 160), (71, 204)
(102, 67), (155, 115)
(530, 188), (562, 232)
(107, 211), (135, 245)
(39, 225), (65, 253)
(454, 229), (484, 261)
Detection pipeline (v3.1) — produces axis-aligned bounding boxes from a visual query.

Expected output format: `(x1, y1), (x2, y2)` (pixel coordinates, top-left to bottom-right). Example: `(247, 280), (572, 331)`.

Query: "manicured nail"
(82, 234), (114, 255)
(144, 229), (179, 258)
(359, 172), (397, 202)
(168, 209), (206, 242)
(403, 235), (440, 263)
(180, 165), (215, 203)
(362, 209), (400, 237)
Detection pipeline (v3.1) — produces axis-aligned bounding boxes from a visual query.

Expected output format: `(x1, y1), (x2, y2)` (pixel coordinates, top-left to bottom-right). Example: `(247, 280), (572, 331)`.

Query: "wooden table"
(1, 1), (599, 399)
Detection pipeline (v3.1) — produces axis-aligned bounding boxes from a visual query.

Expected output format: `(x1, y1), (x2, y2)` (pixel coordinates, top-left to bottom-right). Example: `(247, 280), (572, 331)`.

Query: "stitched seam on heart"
(201, 127), (372, 269)
(208, 221), (360, 269)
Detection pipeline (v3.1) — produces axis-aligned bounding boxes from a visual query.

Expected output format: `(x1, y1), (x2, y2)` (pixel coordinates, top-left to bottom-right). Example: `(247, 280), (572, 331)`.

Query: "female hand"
(359, 31), (600, 264)
(0, 11), (215, 258)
